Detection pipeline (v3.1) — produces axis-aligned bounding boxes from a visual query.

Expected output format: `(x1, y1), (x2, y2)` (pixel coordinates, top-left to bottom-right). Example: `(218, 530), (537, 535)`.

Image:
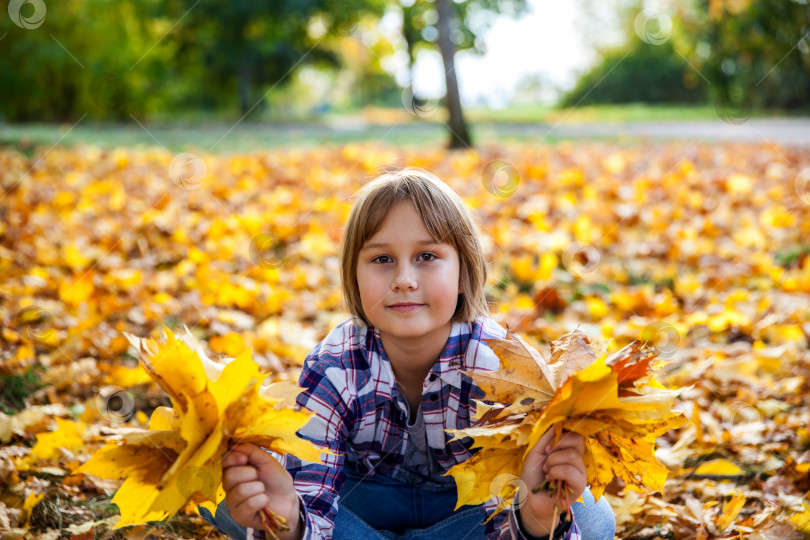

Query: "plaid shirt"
(247, 316), (581, 540)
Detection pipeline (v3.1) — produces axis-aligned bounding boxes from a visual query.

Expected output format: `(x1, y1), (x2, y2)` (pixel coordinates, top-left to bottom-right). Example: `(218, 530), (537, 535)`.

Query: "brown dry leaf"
(463, 328), (556, 415)
(547, 326), (599, 388)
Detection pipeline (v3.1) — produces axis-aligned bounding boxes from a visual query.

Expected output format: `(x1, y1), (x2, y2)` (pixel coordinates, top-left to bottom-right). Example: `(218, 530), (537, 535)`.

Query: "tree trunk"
(435, 0), (472, 149)
(238, 64), (253, 116)
(401, 6), (416, 88)
(407, 46), (416, 90)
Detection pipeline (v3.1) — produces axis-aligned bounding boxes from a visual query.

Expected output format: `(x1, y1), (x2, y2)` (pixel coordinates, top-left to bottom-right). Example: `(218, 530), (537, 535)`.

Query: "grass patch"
(29, 491), (221, 539)
(0, 103), (805, 153)
(465, 103), (789, 123)
(774, 245), (810, 267)
(29, 492), (118, 534)
(0, 364), (45, 414)
(0, 121), (574, 153)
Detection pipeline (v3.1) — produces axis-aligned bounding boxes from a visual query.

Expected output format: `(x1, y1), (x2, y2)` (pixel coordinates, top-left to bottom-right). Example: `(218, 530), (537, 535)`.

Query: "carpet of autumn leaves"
(1, 140), (809, 539)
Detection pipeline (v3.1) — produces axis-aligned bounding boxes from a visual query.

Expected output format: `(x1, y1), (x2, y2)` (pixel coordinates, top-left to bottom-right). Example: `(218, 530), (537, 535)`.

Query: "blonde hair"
(340, 168), (490, 327)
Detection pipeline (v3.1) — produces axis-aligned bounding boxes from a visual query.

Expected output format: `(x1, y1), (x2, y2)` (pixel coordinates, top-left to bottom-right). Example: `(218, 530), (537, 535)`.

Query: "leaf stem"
(530, 478), (575, 537)
(260, 506), (290, 540)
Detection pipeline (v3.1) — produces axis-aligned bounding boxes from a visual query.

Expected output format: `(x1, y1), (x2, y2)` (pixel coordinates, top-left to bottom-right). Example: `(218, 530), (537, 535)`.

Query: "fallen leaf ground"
(1, 141), (809, 539)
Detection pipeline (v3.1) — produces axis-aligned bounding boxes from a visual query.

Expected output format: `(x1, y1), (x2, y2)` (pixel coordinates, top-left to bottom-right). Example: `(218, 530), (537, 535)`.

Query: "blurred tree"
(0, 0), (390, 121)
(0, 0), (166, 121)
(329, 20), (403, 109)
(683, 0), (810, 110)
(563, 0), (708, 106)
(564, 0), (810, 109)
(512, 73), (556, 105)
(160, 0), (387, 116)
(399, 0), (529, 149)
(561, 36), (708, 106)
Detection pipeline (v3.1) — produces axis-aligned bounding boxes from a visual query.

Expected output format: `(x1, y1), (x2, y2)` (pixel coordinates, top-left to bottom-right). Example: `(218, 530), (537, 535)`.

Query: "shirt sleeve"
(263, 348), (355, 540)
(482, 496), (582, 540)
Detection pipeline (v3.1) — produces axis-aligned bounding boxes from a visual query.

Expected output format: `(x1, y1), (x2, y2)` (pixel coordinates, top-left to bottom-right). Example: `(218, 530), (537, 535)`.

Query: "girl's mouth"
(388, 303), (424, 312)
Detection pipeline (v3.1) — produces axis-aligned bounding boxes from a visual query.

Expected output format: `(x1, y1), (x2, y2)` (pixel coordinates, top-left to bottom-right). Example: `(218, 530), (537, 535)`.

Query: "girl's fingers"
(231, 480), (266, 501)
(223, 443), (268, 463)
(545, 463), (586, 493)
(522, 428), (587, 500)
(232, 492), (269, 521)
(549, 432), (585, 454)
(546, 462), (585, 481)
(239, 443), (269, 463)
(542, 448), (586, 475)
(529, 429), (557, 457)
(523, 429), (555, 477)
(529, 429), (584, 460)
(222, 447), (250, 468)
(222, 465), (259, 492)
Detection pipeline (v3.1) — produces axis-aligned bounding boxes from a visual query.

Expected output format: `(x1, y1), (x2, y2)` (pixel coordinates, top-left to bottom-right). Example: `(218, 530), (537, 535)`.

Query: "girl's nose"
(391, 266), (418, 290)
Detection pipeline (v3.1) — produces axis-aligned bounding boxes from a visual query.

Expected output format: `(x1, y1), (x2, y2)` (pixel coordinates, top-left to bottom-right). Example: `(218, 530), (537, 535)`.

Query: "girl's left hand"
(516, 428), (587, 536)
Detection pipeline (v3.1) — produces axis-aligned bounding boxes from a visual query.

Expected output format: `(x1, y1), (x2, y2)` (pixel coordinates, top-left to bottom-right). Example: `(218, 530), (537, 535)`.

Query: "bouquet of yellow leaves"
(73, 326), (326, 532)
(444, 327), (688, 519)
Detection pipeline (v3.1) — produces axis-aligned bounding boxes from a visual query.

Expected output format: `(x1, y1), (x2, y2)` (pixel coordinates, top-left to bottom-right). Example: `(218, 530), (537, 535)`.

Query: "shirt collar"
(366, 317), (504, 390)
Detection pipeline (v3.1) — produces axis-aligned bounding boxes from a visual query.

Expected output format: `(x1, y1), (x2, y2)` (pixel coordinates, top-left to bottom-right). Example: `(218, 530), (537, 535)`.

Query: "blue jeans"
(200, 469), (615, 539)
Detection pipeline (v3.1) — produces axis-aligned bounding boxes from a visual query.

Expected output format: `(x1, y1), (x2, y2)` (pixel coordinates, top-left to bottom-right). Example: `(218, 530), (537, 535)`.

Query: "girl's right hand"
(222, 443), (301, 533)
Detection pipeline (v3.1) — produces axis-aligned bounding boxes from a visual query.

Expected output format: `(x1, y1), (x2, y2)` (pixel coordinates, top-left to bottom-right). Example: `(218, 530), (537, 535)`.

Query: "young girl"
(200, 169), (616, 539)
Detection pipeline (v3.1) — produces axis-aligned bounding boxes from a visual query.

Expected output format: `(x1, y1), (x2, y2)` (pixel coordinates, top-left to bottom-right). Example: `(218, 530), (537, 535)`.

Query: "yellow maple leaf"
(449, 439), (525, 508)
(445, 328), (688, 516)
(22, 492), (45, 526)
(715, 491), (745, 532)
(693, 459), (745, 477)
(790, 501), (810, 535)
(74, 326), (327, 529)
(27, 417), (86, 461)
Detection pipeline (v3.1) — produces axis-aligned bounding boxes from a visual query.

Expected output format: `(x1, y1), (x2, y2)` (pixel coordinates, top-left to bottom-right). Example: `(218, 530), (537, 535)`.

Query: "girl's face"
(356, 200), (461, 340)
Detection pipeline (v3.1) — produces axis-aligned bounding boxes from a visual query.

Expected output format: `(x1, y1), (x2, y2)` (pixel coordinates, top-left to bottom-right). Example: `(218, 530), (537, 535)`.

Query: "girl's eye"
(370, 253), (436, 264)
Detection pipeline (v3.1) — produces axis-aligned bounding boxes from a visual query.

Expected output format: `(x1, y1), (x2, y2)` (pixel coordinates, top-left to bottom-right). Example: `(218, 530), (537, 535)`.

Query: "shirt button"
(430, 393), (438, 401)
(428, 373), (437, 382)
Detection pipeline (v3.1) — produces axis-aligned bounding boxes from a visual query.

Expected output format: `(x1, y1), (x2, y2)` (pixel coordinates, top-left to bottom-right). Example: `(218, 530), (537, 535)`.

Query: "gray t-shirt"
(391, 403), (456, 491)
(403, 404), (433, 477)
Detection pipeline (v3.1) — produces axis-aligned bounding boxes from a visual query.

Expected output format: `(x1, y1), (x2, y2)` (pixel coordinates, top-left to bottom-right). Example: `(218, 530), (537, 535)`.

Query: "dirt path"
(526, 118), (810, 146)
(1, 118), (808, 152)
